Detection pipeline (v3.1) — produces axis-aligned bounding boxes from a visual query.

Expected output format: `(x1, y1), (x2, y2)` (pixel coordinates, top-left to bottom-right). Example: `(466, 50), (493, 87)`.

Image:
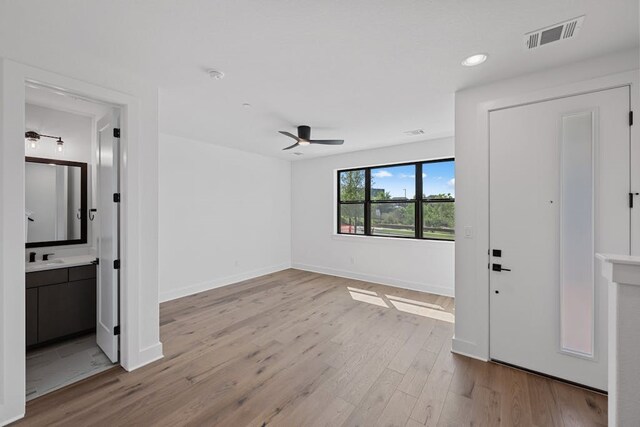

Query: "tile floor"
(26, 334), (115, 401)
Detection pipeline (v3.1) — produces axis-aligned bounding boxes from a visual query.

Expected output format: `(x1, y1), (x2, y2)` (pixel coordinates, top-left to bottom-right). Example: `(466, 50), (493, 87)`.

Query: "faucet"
(29, 252), (36, 263)
(42, 253), (55, 261)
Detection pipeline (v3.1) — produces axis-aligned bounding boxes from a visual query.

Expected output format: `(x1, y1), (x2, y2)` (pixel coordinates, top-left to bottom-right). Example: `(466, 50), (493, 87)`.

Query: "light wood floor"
(17, 269), (607, 426)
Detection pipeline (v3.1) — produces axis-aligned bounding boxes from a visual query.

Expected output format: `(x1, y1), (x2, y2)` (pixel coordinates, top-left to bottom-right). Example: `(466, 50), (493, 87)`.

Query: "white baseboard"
(0, 410), (25, 427)
(159, 263), (291, 303)
(124, 342), (164, 372)
(291, 263), (454, 297)
(451, 337), (488, 361)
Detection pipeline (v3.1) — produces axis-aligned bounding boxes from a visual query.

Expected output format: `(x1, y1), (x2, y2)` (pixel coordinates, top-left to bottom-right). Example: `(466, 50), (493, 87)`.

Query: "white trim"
(292, 262), (454, 297)
(451, 338), (489, 362)
(123, 343), (164, 372)
(159, 263), (292, 303)
(0, 413), (25, 427)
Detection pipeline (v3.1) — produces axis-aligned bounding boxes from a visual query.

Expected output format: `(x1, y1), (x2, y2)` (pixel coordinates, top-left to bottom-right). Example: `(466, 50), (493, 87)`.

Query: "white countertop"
(25, 254), (97, 273)
(596, 253), (640, 266)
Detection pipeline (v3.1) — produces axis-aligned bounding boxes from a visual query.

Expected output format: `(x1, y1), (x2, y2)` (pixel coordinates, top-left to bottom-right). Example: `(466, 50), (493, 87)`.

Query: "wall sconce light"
(25, 131), (65, 154)
(25, 131), (40, 150)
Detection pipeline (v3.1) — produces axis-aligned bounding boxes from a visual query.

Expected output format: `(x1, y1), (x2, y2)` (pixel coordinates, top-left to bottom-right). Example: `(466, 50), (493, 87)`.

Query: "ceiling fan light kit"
(278, 125), (344, 150)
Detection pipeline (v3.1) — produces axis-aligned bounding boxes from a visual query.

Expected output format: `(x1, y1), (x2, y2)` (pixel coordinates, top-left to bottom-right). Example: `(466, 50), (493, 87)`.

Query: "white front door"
(96, 110), (120, 363)
(489, 86), (631, 390)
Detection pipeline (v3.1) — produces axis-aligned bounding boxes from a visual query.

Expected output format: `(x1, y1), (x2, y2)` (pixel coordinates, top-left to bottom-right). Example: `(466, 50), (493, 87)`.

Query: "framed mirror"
(25, 157), (88, 248)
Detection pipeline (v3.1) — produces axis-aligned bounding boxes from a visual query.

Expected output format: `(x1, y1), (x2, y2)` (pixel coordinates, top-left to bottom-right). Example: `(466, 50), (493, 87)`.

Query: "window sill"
(331, 233), (455, 245)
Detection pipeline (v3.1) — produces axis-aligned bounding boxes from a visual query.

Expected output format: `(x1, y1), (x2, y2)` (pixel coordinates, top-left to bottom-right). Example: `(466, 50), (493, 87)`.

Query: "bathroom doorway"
(24, 83), (121, 400)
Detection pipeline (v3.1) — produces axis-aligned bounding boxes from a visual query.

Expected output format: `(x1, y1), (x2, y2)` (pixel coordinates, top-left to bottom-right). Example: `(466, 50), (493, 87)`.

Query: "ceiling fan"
(279, 125), (344, 150)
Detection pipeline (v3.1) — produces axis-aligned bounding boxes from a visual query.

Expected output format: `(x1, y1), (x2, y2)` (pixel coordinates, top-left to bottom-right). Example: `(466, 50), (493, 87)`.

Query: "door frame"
(451, 70), (639, 362)
(0, 59), (162, 424)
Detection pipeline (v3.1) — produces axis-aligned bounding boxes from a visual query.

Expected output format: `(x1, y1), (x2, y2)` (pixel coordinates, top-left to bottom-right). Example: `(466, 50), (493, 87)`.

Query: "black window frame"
(337, 158), (455, 241)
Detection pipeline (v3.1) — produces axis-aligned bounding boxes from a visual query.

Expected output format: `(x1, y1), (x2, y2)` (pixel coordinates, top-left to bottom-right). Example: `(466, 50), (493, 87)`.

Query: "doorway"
(24, 84), (121, 400)
(489, 86), (631, 390)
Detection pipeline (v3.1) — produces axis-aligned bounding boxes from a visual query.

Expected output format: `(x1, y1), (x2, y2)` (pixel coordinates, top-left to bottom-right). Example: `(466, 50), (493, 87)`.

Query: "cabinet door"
(26, 288), (38, 346)
(38, 280), (96, 342)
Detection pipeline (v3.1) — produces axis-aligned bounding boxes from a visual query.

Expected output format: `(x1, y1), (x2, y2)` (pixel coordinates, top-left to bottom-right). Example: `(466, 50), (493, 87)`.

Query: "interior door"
(96, 109), (120, 363)
(489, 86), (630, 390)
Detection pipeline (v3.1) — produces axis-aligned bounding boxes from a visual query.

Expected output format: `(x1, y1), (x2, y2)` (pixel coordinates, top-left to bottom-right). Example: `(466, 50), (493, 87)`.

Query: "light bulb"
(298, 140), (310, 146)
(56, 139), (64, 154)
(25, 131), (41, 151)
(462, 53), (488, 67)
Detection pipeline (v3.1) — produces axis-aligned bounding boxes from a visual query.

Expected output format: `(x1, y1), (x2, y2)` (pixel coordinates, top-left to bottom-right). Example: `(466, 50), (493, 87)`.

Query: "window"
(337, 159), (454, 240)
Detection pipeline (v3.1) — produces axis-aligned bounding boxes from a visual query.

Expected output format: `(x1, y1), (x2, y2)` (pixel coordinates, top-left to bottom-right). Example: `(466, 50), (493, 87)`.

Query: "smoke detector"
(525, 16), (585, 50)
(404, 129), (426, 136)
(207, 69), (225, 80)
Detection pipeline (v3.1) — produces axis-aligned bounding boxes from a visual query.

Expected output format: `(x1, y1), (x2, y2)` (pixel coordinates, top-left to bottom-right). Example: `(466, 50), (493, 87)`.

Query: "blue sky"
(370, 161), (454, 199)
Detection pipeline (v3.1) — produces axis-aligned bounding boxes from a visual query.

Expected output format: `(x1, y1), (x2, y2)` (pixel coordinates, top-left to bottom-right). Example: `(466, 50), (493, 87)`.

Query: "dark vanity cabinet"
(26, 288), (38, 347)
(26, 264), (96, 348)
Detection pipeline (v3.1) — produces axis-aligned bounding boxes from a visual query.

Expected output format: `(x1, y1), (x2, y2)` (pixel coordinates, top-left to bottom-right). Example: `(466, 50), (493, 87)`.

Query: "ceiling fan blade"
(279, 131), (300, 141)
(309, 139), (344, 145)
(282, 142), (300, 150)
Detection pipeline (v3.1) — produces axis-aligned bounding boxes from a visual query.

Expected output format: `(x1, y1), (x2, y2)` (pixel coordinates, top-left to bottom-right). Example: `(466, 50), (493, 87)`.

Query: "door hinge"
(113, 128), (121, 138)
(113, 259), (120, 269)
(113, 193), (121, 203)
(630, 111), (634, 126)
(114, 325), (120, 335)
(631, 193), (639, 208)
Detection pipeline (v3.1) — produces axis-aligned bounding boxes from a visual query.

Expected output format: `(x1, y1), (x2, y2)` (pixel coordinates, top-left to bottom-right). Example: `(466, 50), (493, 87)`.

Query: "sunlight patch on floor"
(388, 299), (454, 323)
(348, 291), (389, 307)
(347, 286), (378, 296)
(386, 294), (445, 311)
(347, 287), (454, 323)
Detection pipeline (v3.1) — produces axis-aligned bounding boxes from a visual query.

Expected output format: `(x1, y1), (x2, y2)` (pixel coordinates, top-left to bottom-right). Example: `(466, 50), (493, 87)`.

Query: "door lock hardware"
(492, 249), (502, 257)
(492, 263), (511, 272)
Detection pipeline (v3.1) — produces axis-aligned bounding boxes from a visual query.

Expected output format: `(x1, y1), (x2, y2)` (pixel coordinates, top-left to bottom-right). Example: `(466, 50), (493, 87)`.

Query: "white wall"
(25, 103), (92, 163)
(158, 133), (292, 302)
(454, 48), (640, 360)
(291, 137), (455, 296)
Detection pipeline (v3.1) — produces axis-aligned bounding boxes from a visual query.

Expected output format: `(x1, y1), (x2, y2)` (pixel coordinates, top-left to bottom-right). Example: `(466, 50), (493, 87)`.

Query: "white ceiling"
(1, 1), (638, 160)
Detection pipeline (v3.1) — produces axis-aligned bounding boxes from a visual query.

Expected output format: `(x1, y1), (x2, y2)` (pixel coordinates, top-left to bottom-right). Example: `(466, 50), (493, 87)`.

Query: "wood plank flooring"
(16, 269), (607, 426)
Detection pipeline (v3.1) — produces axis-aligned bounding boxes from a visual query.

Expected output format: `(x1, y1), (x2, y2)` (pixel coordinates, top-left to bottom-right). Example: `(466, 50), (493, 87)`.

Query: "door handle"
(492, 263), (511, 272)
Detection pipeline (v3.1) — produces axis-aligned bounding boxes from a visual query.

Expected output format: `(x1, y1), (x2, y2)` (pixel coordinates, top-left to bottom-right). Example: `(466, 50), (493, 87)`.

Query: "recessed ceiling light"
(461, 53), (488, 67)
(242, 103), (251, 109)
(207, 69), (225, 80)
(293, 152), (304, 156)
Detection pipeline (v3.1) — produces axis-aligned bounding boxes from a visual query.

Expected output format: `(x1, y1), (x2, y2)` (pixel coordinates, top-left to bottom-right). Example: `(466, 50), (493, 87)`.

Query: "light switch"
(464, 226), (473, 238)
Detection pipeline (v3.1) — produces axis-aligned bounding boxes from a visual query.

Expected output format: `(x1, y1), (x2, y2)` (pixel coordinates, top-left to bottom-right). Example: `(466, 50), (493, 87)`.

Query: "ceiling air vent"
(525, 16), (585, 50)
(404, 129), (425, 136)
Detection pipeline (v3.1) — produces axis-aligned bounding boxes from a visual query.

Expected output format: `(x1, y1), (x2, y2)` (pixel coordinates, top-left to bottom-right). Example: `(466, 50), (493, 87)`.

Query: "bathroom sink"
(25, 255), (96, 273)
